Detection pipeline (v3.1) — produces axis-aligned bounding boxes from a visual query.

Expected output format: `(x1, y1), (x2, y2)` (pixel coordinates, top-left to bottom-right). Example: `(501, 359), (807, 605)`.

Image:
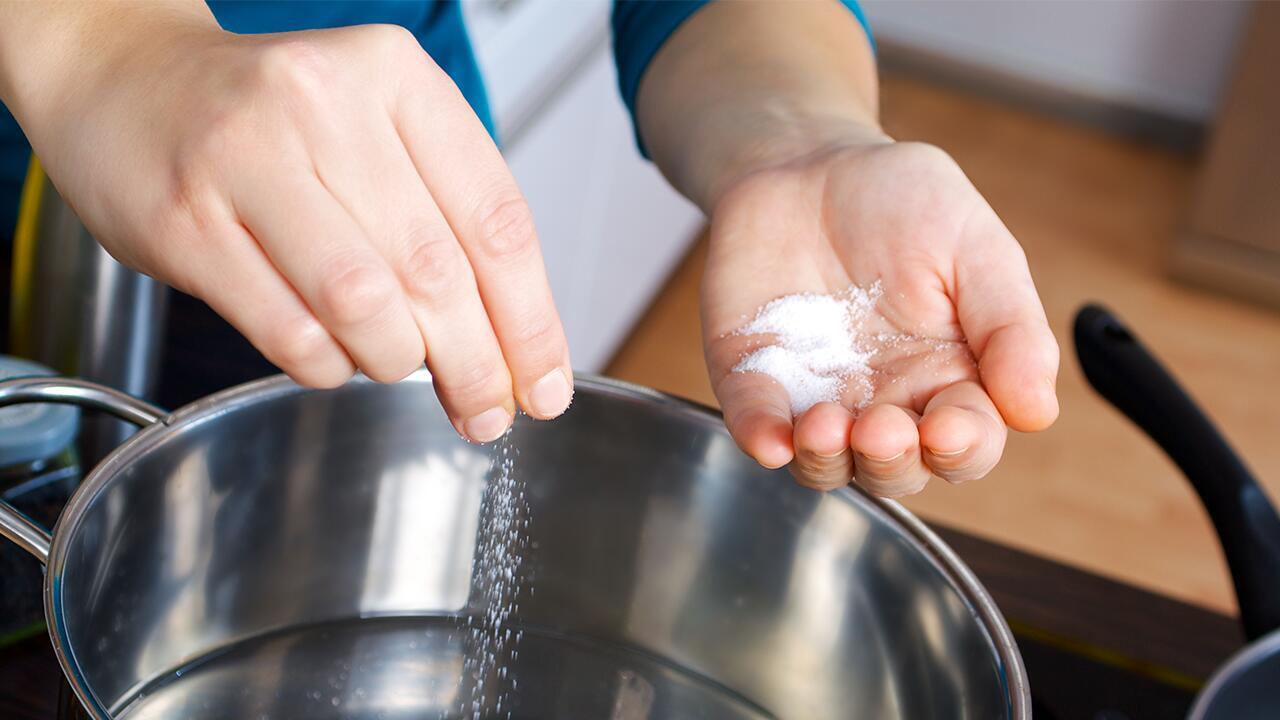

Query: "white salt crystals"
(732, 282), (883, 415)
(462, 430), (528, 719)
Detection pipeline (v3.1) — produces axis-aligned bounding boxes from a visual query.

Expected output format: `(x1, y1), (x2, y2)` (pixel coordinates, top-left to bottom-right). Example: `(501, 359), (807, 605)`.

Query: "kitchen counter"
(933, 526), (1243, 718)
(0, 522), (1243, 719)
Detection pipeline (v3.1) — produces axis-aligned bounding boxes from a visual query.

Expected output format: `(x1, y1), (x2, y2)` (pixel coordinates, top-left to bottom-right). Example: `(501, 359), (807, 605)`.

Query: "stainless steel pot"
(0, 372), (1027, 719)
(11, 158), (168, 466)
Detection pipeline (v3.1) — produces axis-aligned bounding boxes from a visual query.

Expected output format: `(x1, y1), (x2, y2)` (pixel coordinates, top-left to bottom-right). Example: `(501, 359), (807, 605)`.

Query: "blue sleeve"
(611, 0), (874, 155)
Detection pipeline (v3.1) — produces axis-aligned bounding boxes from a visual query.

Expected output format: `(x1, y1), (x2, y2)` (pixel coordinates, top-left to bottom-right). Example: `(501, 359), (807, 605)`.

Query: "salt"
(461, 429), (528, 719)
(732, 282), (883, 414)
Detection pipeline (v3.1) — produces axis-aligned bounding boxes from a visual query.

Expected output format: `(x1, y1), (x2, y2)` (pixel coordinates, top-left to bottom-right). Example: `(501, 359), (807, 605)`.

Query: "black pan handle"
(1074, 304), (1280, 641)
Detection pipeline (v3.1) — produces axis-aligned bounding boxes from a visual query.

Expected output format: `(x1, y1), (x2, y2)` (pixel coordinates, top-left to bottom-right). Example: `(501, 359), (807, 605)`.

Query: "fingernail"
(858, 448), (908, 463)
(529, 369), (572, 419)
(928, 446), (969, 459)
(464, 407), (511, 443)
(814, 448), (847, 459)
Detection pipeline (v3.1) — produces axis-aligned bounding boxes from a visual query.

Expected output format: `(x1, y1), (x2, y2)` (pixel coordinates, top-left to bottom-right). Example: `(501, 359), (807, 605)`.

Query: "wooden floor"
(606, 71), (1280, 616)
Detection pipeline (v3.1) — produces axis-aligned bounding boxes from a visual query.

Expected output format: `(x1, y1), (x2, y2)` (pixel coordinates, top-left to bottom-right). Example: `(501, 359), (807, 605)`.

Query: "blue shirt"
(0, 1), (870, 239)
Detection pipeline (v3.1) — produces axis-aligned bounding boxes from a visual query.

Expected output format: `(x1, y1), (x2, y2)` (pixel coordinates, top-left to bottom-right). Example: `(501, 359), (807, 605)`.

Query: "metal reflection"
(359, 449), (483, 613)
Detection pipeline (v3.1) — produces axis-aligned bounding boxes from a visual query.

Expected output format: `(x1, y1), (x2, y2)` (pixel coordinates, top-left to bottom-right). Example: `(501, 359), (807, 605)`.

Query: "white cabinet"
(464, 0), (703, 371)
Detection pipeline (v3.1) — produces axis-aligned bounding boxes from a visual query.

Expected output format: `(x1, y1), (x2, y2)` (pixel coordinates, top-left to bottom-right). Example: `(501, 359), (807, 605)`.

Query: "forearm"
(0, 1), (215, 133)
(636, 0), (883, 212)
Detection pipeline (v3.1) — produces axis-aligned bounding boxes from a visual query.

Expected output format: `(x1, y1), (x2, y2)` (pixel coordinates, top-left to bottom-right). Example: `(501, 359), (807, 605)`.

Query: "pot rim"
(43, 371), (1030, 719)
(1188, 625), (1280, 720)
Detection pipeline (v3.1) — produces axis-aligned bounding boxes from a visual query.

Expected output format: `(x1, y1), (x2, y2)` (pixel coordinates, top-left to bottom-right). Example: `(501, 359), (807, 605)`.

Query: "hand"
(703, 140), (1059, 496)
(0, 6), (571, 442)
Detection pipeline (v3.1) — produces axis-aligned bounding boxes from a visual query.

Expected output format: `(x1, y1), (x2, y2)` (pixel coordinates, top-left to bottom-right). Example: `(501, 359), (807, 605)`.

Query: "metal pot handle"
(0, 377), (166, 564)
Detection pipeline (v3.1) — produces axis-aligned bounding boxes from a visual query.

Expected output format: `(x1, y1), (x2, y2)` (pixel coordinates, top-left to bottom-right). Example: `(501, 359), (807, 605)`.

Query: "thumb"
(954, 208), (1060, 432)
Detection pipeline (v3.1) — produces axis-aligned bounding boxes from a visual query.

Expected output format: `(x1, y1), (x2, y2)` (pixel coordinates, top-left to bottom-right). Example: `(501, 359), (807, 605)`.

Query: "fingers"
(849, 404), (932, 497)
(955, 208), (1060, 432)
(307, 118), (518, 441)
(232, 170), (425, 384)
(722, 374), (1003, 494)
(395, 65), (573, 419)
(716, 371), (795, 470)
(790, 402), (855, 491)
(979, 323), (1060, 431)
(178, 222), (357, 389)
(388, 201), (518, 439)
(793, 381), (1005, 495)
(918, 381), (1007, 484)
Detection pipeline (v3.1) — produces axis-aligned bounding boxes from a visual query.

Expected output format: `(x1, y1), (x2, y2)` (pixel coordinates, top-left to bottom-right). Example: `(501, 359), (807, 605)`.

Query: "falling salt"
(732, 282), (883, 414)
(460, 428), (529, 719)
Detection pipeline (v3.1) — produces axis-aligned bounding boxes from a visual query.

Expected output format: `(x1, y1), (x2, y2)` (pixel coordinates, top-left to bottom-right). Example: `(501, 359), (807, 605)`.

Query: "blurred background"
(463, 0), (1278, 618)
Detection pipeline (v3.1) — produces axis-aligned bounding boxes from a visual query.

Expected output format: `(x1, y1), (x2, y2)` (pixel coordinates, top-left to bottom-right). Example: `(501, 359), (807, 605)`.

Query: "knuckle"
(788, 463), (849, 492)
(855, 477), (894, 497)
(400, 230), (470, 304)
(509, 313), (564, 366)
(171, 115), (247, 199)
(163, 175), (213, 231)
(860, 472), (928, 498)
(943, 465), (991, 485)
(946, 440), (1002, 484)
(927, 451), (977, 479)
(255, 40), (330, 99)
(474, 194), (537, 262)
(269, 316), (337, 371)
(512, 312), (559, 347)
(317, 260), (397, 327)
(159, 169), (225, 246)
(855, 447), (924, 486)
(435, 357), (507, 407)
(365, 23), (419, 56)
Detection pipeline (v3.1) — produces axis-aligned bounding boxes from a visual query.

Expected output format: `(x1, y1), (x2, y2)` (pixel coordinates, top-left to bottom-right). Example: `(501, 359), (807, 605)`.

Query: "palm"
(702, 142), (1058, 496)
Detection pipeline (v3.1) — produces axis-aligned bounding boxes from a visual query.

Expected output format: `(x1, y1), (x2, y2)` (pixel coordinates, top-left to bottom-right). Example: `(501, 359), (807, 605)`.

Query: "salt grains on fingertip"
(731, 282), (882, 415)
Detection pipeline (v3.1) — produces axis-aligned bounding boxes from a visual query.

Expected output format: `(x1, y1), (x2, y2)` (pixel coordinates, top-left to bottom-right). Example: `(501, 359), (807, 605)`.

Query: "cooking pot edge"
(16, 370), (1030, 720)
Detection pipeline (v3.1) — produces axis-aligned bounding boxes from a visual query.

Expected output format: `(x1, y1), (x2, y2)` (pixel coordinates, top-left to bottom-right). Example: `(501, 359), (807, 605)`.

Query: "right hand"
(3, 7), (572, 442)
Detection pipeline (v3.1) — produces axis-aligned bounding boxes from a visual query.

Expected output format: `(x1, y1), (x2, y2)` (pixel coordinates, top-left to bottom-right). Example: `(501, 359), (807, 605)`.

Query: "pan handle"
(1074, 304), (1280, 641)
(0, 377), (166, 565)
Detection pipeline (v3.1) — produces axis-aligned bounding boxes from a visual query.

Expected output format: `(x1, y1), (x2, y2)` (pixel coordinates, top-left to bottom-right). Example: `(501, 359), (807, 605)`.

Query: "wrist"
(632, 0), (883, 214)
(694, 109), (891, 213)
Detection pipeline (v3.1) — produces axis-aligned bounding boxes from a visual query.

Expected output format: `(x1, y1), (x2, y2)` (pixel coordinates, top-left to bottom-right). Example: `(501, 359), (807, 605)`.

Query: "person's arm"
(0, 1), (573, 442)
(627, 1), (1060, 496)
(633, 0), (879, 211)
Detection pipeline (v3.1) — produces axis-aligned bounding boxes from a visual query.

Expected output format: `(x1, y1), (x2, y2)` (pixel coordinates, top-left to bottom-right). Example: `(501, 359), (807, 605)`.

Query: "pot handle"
(1074, 304), (1280, 641)
(0, 377), (166, 565)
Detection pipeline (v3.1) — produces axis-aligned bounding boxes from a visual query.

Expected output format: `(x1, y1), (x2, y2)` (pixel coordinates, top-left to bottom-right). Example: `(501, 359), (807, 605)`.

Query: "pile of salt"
(732, 282), (882, 414)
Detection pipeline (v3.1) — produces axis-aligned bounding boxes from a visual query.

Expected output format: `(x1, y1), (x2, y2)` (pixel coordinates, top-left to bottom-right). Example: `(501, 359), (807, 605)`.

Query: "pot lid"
(0, 356), (79, 467)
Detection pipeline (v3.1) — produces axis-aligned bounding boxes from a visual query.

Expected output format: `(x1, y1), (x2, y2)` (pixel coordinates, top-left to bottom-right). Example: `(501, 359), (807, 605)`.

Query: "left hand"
(703, 139), (1059, 497)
